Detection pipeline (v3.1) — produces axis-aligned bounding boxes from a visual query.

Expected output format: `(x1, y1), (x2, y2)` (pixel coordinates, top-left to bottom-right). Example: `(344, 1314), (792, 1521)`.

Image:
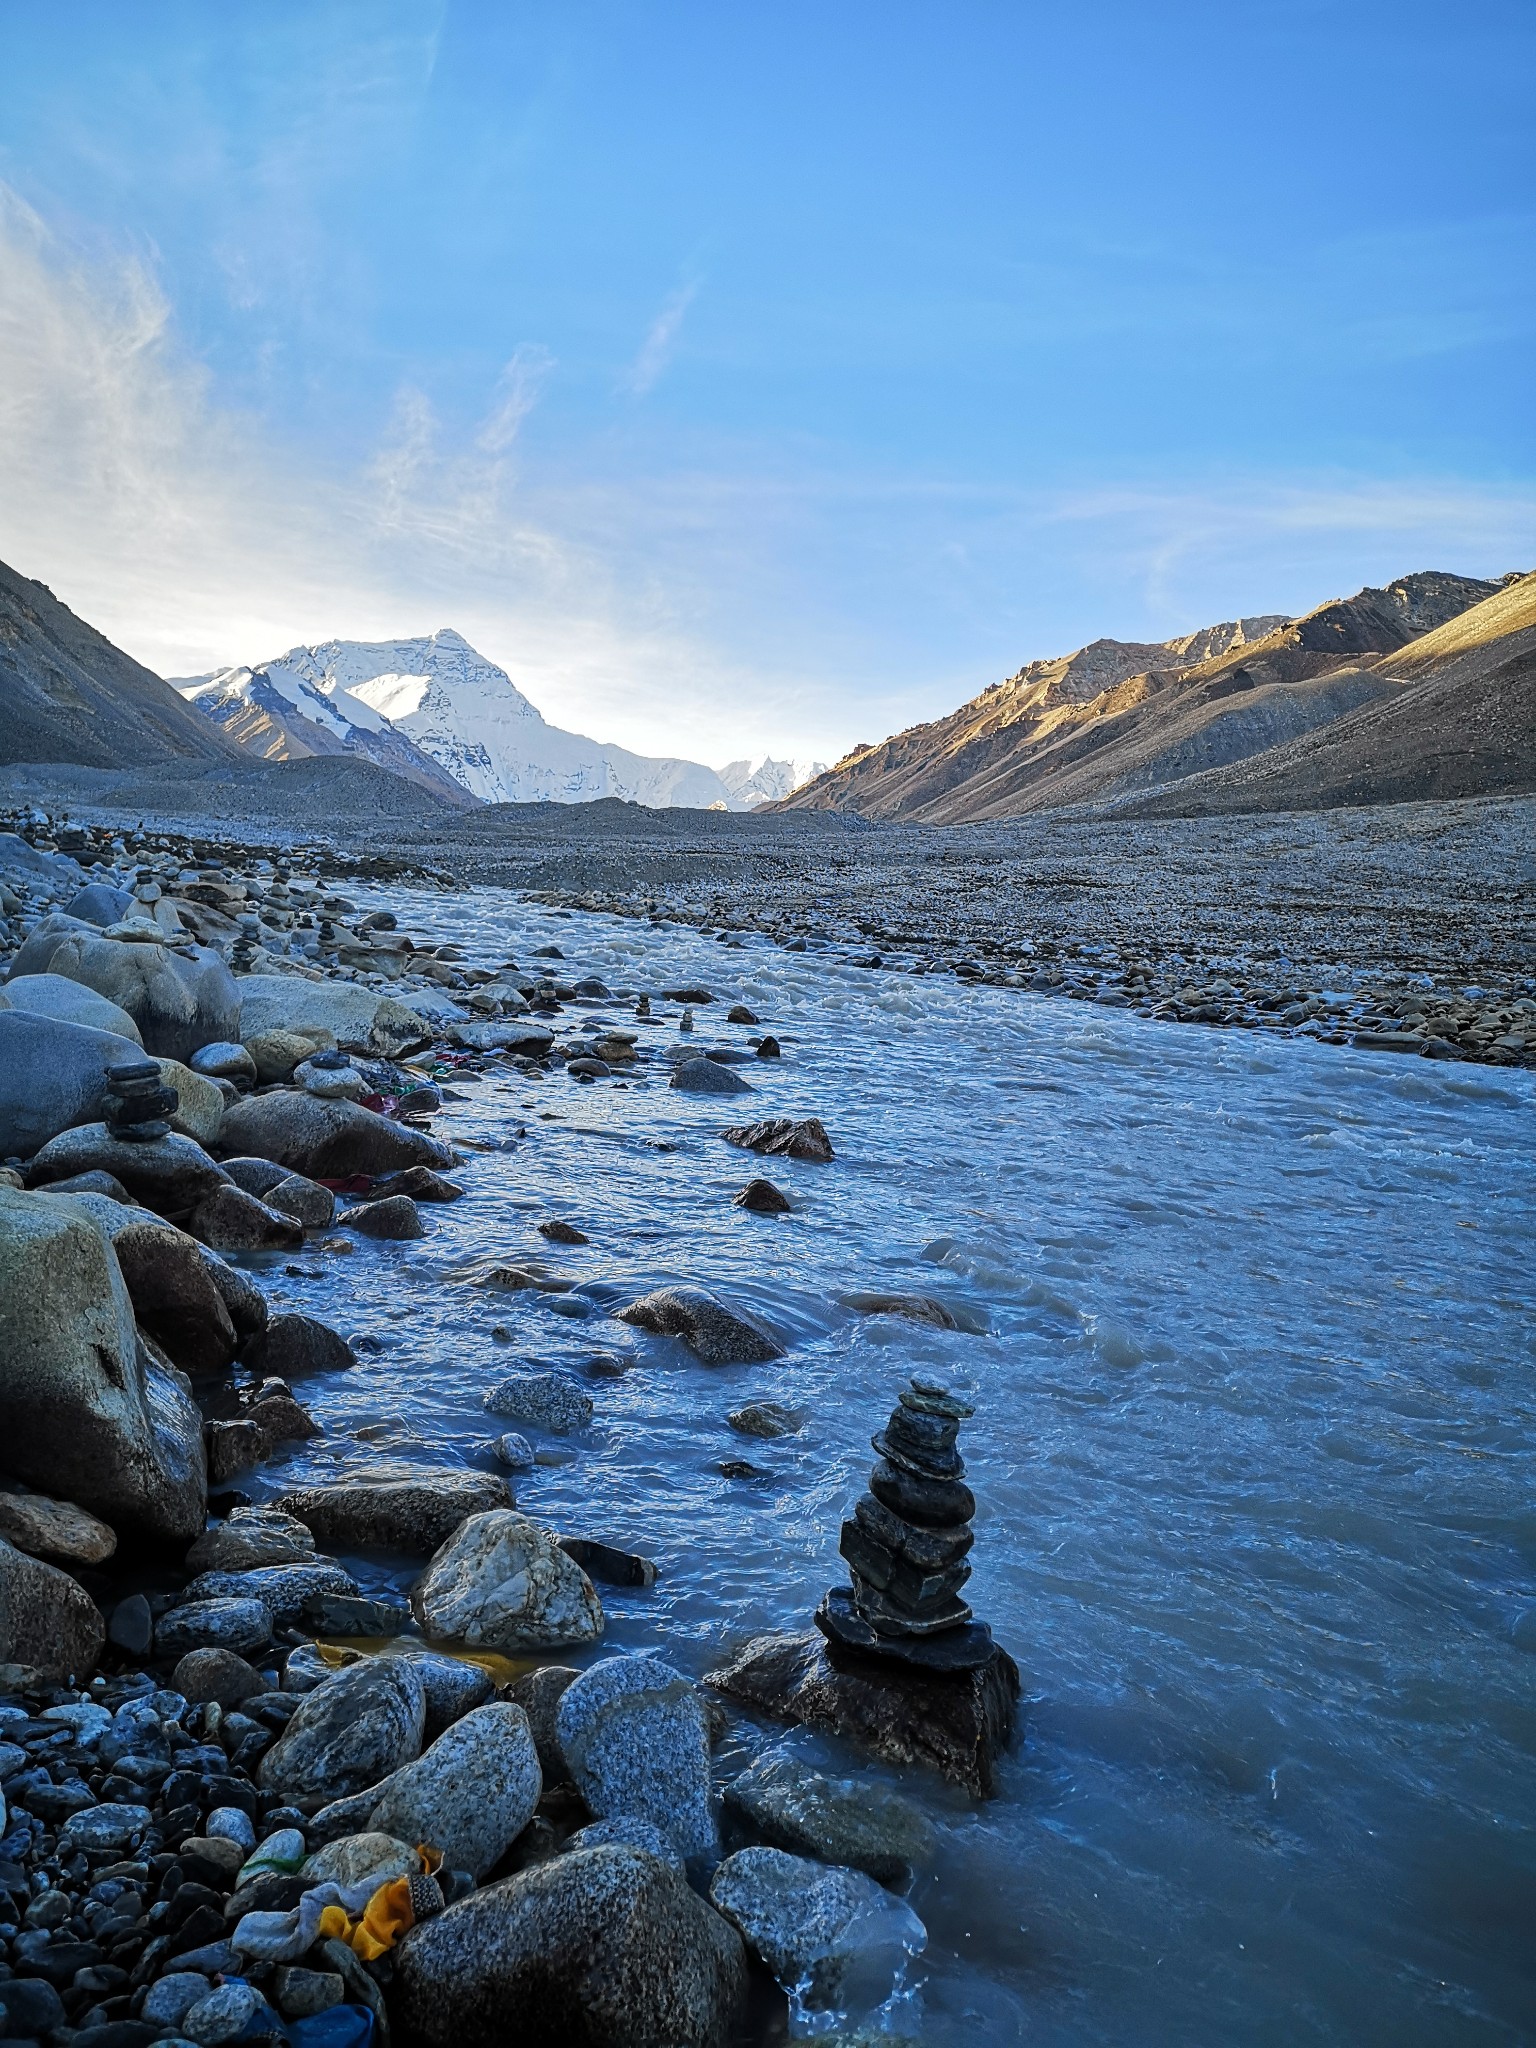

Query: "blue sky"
(1, 1), (1532, 764)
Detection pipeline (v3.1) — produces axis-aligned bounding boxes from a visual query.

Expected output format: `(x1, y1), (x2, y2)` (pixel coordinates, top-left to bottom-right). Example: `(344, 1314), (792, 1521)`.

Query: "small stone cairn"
(103, 1058), (179, 1143)
(815, 1375), (994, 1672)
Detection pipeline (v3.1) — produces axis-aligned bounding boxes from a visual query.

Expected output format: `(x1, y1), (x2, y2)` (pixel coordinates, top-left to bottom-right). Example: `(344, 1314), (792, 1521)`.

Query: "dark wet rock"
(260, 1653), (427, 1800)
(617, 1286), (785, 1365)
(670, 1058), (753, 1096)
(412, 1510), (605, 1652)
(720, 1117), (834, 1161)
(866, 1457), (975, 1530)
(504, 1664), (579, 1781)
(172, 1647), (272, 1707)
(107, 1591), (153, 1655)
(725, 1005), (759, 1025)
(0, 1186), (206, 1540)
(242, 1313), (357, 1379)
(35, 1167), (130, 1199)
(483, 1371), (593, 1433)
(727, 1401), (801, 1439)
(559, 1538), (657, 1588)
(557, 1655), (717, 1861)
(661, 987), (713, 1004)
(26, 933), (238, 1063)
(340, 1193), (423, 1239)
(25, 1123), (229, 1218)
(216, 1090), (454, 1179)
(843, 1290), (960, 1330)
(708, 1845), (925, 2016)
(300, 1591), (411, 1636)
(733, 1178), (790, 1214)
(109, 1218), (238, 1373)
(279, 1468), (511, 1553)
(156, 1595), (273, 1659)
(566, 1056), (611, 1080)
(705, 1629), (1020, 1798)
(362, 1166), (463, 1203)
(0, 1534), (105, 1682)
(719, 1457), (772, 1480)
(220, 1154), (289, 1196)
(754, 1036), (782, 1058)
(184, 1560), (359, 1624)
(538, 1218), (590, 1244)
(394, 1844), (746, 2048)
(722, 1747), (935, 1883)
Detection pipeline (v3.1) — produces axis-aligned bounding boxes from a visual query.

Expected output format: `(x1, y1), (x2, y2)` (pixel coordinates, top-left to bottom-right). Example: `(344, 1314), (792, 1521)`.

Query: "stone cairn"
(230, 918), (262, 972)
(103, 1058), (179, 1143)
(816, 1374), (995, 1672)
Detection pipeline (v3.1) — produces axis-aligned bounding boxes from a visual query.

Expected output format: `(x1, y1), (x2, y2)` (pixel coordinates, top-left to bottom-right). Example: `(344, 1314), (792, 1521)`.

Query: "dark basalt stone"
(881, 1406), (961, 1462)
(871, 1424), (964, 1481)
(839, 1521), (971, 1611)
(900, 1378), (974, 1421)
(853, 1493), (973, 1570)
(818, 1589), (993, 1669)
(706, 1627), (1019, 1797)
(867, 1457), (975, 1529)
(847, 1578), (973, 1635)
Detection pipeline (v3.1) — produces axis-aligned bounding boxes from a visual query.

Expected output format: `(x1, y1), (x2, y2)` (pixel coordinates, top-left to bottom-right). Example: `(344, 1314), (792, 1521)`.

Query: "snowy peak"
(178, 630), (746, 809)
(718, 756), (830, 807)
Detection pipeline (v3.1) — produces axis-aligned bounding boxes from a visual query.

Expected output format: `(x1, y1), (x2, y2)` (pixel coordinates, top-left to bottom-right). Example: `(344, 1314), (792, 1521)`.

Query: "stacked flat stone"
(815, 1376), (994, 1672)
(103, 1058), (179, 1143)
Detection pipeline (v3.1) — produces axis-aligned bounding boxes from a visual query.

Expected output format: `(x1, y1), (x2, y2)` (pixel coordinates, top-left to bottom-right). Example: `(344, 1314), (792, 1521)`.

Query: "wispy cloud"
(623, 281), (697, 396)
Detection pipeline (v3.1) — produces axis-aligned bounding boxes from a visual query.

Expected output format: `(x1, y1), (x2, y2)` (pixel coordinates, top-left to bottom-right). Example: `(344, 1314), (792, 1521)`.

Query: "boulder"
(156, 1595), (273, 1659)
(704, 1630), (1020, 1799)
(616, 1287), (785, 1365)
(340, 1193), (423, 1239)
(63, 882), (134, 927)
(242, 1312), (355, 1379)
(279, 1469), (511, 1554)
(556, 1656), (717, 1861)
(189, 1182), (304, 1251)
(108, 1218), (239, 1373)
(26, 1124), (229, 1218)
(384, 1643), (497, 1739)
(368, 1702), (542, 1877)
(172, 1647), (272, 1708)
(721, 1748), (935, 1883)
(0, 1486), (116, 1566)
(394, 1845), (746, 2048)
(0, 972), (143, 1043)
(708, 1846), (926, 2018)
(157, 1059), (225, 1147)
(31, 933), (238, 1063)
(265, 1174), (336, 1230)
(0, 1538), (104, 1686)
(412, 1509), (605, 1653)
(216, 1091), (454, 1179)
(243, 1027), (333, 1084)
(483, 1372), (593, 1433)
(260, 1653), (428, 1801)
(5, 909), (95, 975)
(0, 1012), (144, 1159)
(186, 1506), (317, 1573)
(669, 1059), (754, 1097)
(504, 1665), (578, 1781)
(0, 1186), (206, 1540)
(235, 975), (432, 1058)
(720, 1118), (835, 1162)
(184, 1560), (359, 1624)
(190, 1041), (258, 1085)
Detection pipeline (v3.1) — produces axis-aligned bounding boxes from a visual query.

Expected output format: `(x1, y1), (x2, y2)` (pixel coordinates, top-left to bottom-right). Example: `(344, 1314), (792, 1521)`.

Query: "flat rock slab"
(705, 1628), (1020, 1799)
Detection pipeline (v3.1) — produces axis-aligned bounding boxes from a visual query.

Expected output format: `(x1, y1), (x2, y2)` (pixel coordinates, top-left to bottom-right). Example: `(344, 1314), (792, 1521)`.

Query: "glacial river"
(242, 884), (1536, 2046)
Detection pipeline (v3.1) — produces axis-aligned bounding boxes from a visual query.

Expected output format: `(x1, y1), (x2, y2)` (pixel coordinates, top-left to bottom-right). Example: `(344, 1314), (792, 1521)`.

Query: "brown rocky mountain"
(0, 558), (243, 769)
(775, 571), (1510, 822)
(1119, 569), (1536, 815)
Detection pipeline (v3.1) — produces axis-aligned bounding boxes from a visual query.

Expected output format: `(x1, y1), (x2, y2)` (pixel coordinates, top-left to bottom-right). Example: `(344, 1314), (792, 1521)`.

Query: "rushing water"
(242, 883), (1536, 2045)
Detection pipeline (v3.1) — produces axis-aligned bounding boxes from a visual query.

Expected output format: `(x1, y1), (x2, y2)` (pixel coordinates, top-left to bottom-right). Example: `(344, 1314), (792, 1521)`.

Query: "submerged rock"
(340, 1193), (424, 1239)
(412, 1509), (605, 1653)
(708, 1845), (926, 2018)
(616, 1286), (785, 1365)
(394, 1844), (746, 2048)
(720, 1117), (835, 1162)
(243, 1313), (357, 1379)
(670, 1058), (754, 1096)
(483, 1371), (593, 1433)
(722, 1748), (935, 1883)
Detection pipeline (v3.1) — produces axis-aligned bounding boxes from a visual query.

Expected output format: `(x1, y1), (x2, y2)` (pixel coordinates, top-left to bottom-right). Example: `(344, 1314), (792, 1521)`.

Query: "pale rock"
(556, 1655), (717, 1862)
(412, 1509), (604, 1653)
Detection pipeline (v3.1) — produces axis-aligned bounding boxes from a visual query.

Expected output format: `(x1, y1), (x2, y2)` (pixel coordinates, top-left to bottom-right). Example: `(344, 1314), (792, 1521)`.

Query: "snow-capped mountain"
(718, 756), (829, 807)
(176, 630), (741, 809)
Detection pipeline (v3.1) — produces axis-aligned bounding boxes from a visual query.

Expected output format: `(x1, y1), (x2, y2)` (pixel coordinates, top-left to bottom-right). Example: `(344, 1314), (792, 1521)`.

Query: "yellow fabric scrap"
(317, 1877), (415, 1961)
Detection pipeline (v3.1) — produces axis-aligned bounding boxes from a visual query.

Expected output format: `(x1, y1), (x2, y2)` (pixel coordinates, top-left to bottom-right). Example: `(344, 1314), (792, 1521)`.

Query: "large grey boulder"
(368, 1702), (542, 1877)
(556, 1656), (718, 1862)
(412, 1509), (604, 1653)
(0, 1535), (105, 1684)
(260, 1654), (428, 1801)
(216, 1091), (454, 1179)
(26, 1124), (229, 1218)
(106, 1216), (239, 1373)
(0, 1186), (206, 1540)
(235, 975), (432, 1058)
(279, 1469), (511, 1555)
(394, 1845), (746, 2048)
(186, 1506), (316, 1573)
(722, 1748), (935, 1884)
(0, 972), (142, 1044)
(0, 1012), (144, 1160)
(26, 933), (238, 1062)
(708, 1846), (926, 2019)
(63, 882), (134, 927)
(5, 910), (94, 974)
(616, 1287), (785, 1365)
